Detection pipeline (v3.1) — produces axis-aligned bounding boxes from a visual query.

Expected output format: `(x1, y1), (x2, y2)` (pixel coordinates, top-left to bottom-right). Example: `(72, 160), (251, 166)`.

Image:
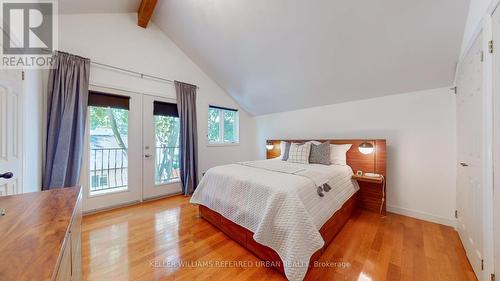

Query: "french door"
(82, 89), (142, 211)
(142, 95), (182, 199)
(82, 87), (181, 212)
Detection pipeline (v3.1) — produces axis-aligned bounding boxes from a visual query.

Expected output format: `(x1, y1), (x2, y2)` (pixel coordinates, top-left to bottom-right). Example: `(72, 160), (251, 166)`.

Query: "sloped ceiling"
(60, 0), (470, 115)
(153, 0), (469, 115)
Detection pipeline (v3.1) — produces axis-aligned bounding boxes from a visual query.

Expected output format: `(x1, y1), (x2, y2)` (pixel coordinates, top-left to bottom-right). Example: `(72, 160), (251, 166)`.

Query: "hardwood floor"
(82, 195), (477, 281)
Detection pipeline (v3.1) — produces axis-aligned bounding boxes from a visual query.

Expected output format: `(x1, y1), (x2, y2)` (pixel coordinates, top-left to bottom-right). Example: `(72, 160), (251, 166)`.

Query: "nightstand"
(352, 174), (386, 215)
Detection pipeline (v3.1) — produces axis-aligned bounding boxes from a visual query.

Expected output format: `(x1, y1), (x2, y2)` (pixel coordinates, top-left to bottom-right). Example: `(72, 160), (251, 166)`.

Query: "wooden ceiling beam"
(138, 0), (158, 28)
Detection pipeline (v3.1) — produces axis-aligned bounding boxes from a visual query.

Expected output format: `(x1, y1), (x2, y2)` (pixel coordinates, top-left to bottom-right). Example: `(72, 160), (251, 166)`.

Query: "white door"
(456, 32), (484, 277)
(81, 87), (143, 212)
(0, 69), (23, 196)
(142, 95), (182, 199)
(493, 8), (500, 280)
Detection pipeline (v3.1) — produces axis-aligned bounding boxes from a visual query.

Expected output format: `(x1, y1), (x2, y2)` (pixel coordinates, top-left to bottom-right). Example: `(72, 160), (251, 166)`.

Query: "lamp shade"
(358, 141), (374, 154)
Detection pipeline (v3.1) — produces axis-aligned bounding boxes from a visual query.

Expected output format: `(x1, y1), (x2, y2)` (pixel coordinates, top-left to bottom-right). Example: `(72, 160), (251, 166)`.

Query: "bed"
(190, 139), (387, 281)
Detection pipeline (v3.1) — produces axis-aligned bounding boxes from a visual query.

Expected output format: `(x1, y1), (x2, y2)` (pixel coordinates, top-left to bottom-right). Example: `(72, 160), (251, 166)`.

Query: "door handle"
(459, 162), (469, 167)
(0, 172), (13, 179)
(144, 154), (153, 158)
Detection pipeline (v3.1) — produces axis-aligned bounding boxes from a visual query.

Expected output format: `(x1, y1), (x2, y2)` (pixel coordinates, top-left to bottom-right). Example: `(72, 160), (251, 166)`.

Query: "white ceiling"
(153, 0), (469, 115)
(59, 0), (470, 115)
(58, 0), (138, 14)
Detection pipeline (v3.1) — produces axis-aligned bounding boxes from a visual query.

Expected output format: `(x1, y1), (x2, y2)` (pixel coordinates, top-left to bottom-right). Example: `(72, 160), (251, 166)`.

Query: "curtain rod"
(43, 49), (199, 88)
(89, 82), (176, 101)
(91, 61), (199, 89)
(90, 60), (199, 89)
(90, 61), (174, 85)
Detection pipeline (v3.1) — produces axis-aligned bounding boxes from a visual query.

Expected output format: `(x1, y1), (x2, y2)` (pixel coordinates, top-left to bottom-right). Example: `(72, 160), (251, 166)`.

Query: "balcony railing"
(90, 148), (128, 192)
(155, 146), (180, 184)
(90, 146), (180, 193)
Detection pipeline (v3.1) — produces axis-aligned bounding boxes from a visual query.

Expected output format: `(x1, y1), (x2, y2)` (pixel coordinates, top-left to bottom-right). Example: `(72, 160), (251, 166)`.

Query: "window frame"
(207, 105), (240, 146)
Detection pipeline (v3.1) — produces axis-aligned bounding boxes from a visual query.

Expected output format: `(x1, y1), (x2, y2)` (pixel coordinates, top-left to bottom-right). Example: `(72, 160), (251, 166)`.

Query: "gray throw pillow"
(309, 142), (331, 165)
(282, 142), (291, 161)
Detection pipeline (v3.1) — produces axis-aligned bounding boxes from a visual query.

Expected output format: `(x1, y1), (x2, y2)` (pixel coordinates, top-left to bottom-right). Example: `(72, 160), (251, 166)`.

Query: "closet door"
(456, 32), (484, 277)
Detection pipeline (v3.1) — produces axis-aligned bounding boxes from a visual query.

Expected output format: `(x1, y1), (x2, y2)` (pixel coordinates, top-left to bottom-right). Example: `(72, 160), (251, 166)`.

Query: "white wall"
(22, 70), (43, 193)
(255, 87), (457, 226)
(57, 13), (257, 180)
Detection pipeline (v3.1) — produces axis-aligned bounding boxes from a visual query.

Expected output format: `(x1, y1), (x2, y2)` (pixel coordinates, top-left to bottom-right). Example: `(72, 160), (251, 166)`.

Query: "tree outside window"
(208, 106), (239, 144)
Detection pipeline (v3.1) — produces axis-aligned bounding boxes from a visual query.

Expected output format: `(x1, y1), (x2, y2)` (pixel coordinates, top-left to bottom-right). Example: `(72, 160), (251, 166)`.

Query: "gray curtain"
(175, 81), (198, 195)
(42, 51), (90, 190)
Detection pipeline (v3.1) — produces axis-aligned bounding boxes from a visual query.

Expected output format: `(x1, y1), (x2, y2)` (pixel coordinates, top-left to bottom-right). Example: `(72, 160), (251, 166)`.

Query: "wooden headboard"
(266, 139), (386, 176)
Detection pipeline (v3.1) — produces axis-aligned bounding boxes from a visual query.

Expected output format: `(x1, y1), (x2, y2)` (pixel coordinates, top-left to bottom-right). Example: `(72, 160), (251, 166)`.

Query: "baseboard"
(387, 205), (456, 227)
(83, 192), (186, 216)
(83, 200), (141, 216)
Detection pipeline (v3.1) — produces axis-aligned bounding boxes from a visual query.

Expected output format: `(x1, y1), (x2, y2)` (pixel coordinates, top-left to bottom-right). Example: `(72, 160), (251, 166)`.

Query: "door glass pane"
(89, 106), (129, 195)
(155, 115), (180, 185)
(223, 110), (237, 142)
(208, 107), (221, 142)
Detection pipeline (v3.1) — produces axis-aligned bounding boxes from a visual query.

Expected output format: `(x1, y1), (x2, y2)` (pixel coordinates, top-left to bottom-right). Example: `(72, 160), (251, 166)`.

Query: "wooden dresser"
(0, 187), (82, 281)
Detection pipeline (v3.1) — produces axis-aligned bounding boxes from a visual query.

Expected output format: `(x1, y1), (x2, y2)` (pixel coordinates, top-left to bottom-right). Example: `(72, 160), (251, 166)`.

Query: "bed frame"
(199, 139), (387, 274)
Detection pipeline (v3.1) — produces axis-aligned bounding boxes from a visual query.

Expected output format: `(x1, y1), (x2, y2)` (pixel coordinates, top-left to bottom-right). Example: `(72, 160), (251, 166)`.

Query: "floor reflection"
(154, 207), (181, 276)
(85, 221), (129, 280)
(357, 272), (372, 281)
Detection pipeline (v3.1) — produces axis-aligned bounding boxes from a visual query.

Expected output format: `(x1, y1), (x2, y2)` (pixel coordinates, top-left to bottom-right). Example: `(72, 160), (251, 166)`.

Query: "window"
(88, 91), (130, 195)
(153, 101), (180, 185)
(208, 105), (239, 144)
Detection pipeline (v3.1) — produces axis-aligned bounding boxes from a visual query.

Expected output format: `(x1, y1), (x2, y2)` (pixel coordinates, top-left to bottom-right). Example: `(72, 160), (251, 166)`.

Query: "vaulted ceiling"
(59, 0), (470, 115)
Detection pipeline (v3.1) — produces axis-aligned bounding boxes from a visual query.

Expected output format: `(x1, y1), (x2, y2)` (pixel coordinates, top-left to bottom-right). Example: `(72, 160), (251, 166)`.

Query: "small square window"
(208, 105), (239, 145)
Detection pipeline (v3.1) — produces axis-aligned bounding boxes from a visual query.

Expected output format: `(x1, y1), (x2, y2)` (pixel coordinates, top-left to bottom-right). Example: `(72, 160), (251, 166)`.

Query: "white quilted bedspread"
(190, 160), (358, 281)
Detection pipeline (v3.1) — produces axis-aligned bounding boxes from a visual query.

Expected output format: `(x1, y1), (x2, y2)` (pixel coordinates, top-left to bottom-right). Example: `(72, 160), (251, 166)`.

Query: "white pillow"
(287, 142), (311, 164)
(279, 141), (287, 159)
(330, 144), (352, 165)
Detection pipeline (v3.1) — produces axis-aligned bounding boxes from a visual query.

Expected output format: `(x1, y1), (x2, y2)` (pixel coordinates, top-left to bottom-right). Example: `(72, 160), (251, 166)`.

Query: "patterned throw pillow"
(309, 142), (331, 165)
(287, 142), (312, 164)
